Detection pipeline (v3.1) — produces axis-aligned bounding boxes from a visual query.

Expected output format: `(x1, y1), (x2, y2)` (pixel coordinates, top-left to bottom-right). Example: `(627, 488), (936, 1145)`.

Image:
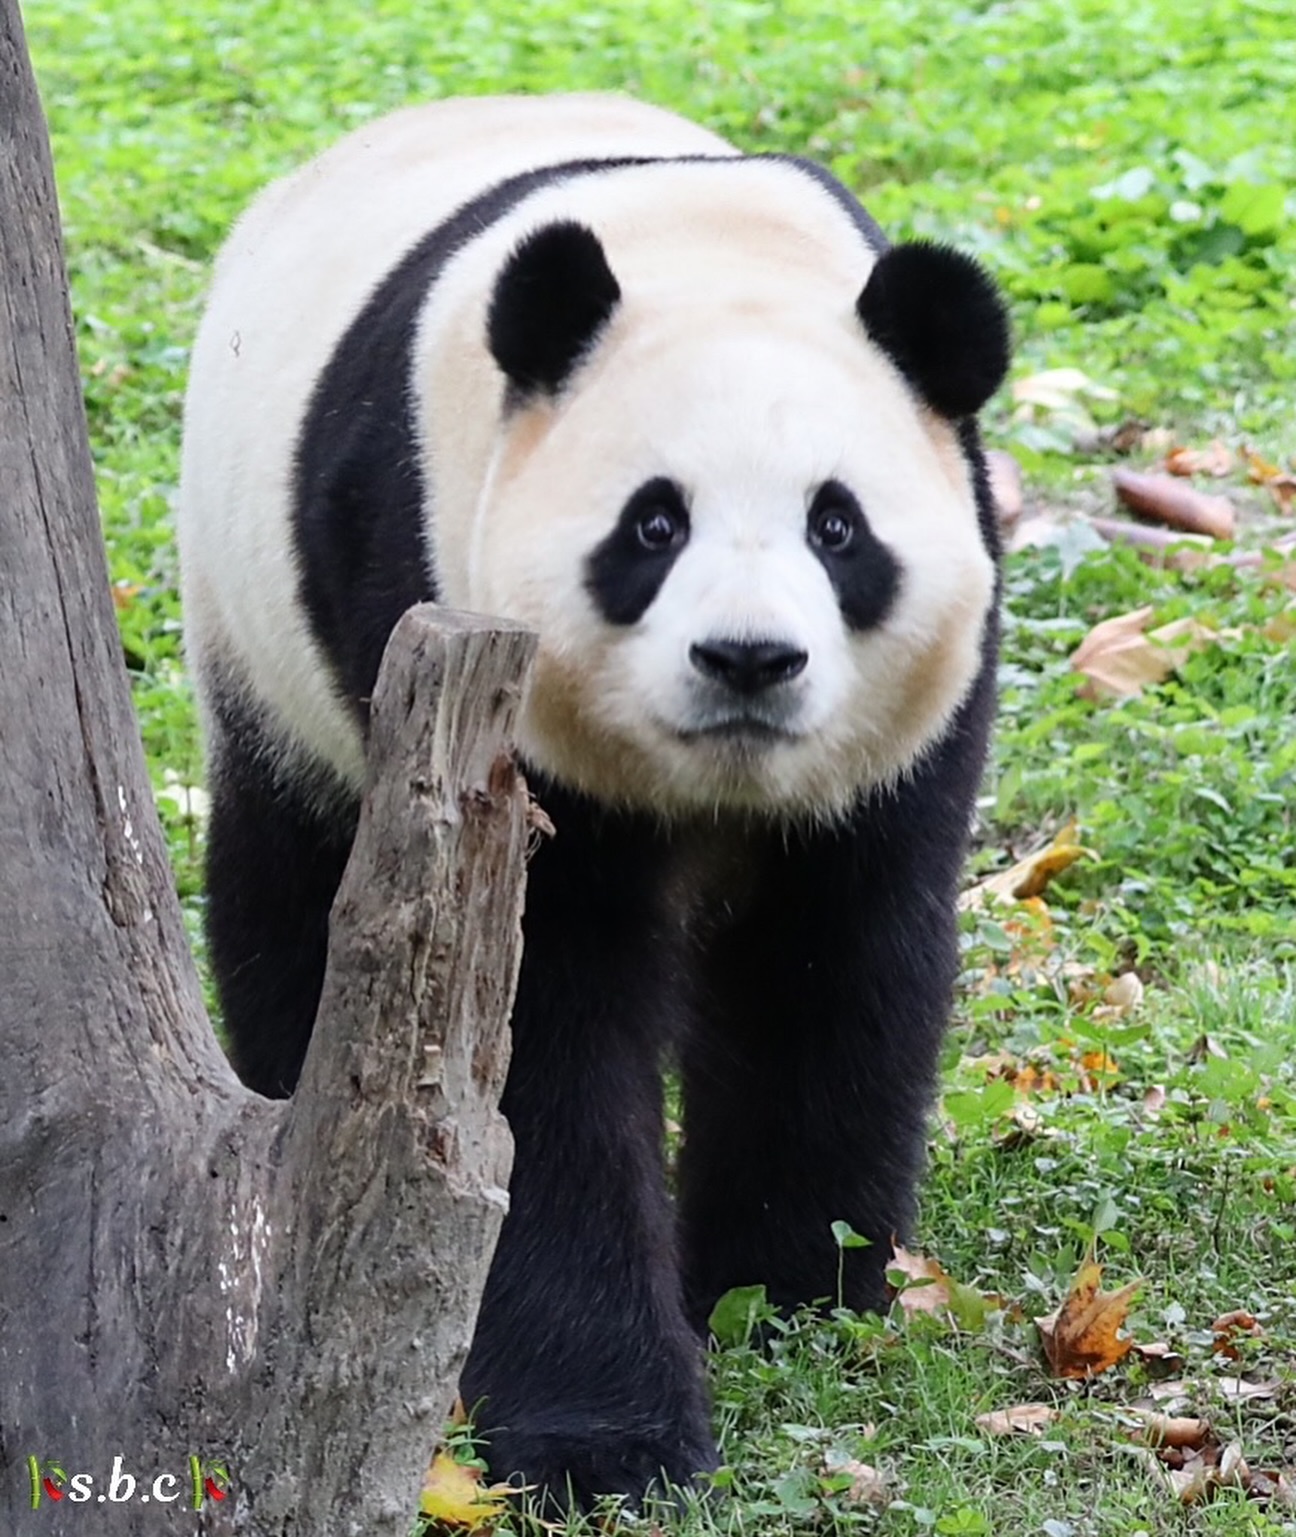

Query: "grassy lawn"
(27, 0), (1295, 1532)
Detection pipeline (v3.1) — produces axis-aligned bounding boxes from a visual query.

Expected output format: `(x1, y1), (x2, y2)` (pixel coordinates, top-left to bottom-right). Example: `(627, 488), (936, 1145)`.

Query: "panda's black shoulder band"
(488, 221), (621, 399)
(857, 242), (1010, 420)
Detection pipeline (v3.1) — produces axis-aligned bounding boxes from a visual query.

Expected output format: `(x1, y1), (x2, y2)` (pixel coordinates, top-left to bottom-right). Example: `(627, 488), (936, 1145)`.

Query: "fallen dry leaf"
(824, 1456), (891, 1506)
(1080, 1048), (1121, 1089)
(1071, 606), (1219, 700)
(1244, 446), (1296, 513)
(1010, 1062), (1063, 1096)
(1142, 1379), (1192, 1405)
(1164, 440), (1235, 478)
(1217, 1441), (1250, 1490)
(1245, 445), (1283, 482)
(1071, 605), (1163, 697)
(1211, 1309), (1262, 1358)
(994, 1099), (1046, 1149)
(1090, 519), (1296, 585)
(1089, 514), (1216, 564)
(960, 819), (1094, 909)
(1038, 1255), (1141, 1379)
(1087, 420), (1175, 457)
(420, 1450), (515, 1529)
(1132, 1417), (1262, 1509)
(1215, 1378), (1280, 1403)
(1130, 1410), (1211, 1450)
(1112, 467), (1236, 540)
(1167, 1449), (1247, 1506)
(1100, 972), (1145, 1017)
(1132, 1338), (1183, 1374)
(1263, 476), (1296, 513)
(960, 1048), (1017, 1078)
(887, 1244), (953, 1317)
(1249, 1470), (1296, 1509)
(975, 1403), (1057, 1437)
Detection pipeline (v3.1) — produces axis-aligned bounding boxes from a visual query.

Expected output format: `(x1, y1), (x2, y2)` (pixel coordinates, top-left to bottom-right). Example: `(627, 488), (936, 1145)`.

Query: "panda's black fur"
(181, 96), (1008, 1509)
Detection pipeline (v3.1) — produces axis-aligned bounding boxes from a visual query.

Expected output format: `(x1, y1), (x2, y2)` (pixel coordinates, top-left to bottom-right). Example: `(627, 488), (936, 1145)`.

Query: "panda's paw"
(483, 1422), (719, 1513)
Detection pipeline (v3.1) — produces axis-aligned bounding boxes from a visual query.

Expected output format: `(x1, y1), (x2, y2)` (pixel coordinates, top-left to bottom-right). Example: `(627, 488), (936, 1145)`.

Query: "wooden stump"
(0, 3), (535, 1526)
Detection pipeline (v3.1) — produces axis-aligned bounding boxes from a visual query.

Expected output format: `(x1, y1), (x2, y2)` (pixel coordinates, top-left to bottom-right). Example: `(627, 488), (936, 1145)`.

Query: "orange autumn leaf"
(1038, 1255), (1141, 1379)
(1243, 446), (1296, 513)
(1211, 1309), (1262, 1358)
(1011, 1062), (1062, 1095)
(1080, 1048), (1121, 1089)
(420, 1450), (515, 1529)
(1164, 440), (1235, 478)
(960, 819), (1094, 909)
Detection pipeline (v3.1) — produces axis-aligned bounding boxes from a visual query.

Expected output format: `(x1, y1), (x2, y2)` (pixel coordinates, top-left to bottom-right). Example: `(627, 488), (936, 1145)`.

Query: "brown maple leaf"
(1038, 1255), (1141, 1379)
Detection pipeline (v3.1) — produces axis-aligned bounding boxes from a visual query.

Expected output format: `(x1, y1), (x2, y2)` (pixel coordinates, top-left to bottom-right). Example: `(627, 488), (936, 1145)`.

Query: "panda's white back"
(179, 94), (731, 785)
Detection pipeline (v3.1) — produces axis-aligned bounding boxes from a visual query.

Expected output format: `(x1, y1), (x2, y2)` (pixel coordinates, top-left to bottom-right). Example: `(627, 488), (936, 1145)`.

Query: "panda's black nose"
(689, 638), (809, 694)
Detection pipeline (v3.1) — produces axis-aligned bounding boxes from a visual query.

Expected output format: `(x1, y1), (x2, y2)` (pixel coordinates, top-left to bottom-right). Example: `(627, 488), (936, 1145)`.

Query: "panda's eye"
(813, 509), (854, 551)
(636, 504), (685, 551)
(808, 484), (860, 553)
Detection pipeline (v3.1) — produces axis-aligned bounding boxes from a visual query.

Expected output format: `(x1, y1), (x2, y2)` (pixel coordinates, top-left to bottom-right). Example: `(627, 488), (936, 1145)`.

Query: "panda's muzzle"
(688, 637), (808, 695)
(678, 637), (808, 746)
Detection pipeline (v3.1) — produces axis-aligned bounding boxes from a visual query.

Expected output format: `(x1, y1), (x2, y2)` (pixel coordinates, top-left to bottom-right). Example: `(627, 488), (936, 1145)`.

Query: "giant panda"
(178, 93), (1009, 1508)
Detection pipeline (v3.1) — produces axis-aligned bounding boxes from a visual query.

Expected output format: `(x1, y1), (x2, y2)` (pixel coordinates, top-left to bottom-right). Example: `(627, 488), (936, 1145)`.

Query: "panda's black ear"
(856, 242), (1009, 419)
(487, 221), (622, 398)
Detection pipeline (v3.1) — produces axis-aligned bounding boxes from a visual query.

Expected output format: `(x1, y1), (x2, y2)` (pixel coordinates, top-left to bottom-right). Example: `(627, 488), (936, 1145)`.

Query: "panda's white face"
(467, 311), (996, 818)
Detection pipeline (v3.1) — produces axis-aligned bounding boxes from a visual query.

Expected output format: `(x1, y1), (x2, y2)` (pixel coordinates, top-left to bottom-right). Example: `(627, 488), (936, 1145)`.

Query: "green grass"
(26, 0), (1296, 1532)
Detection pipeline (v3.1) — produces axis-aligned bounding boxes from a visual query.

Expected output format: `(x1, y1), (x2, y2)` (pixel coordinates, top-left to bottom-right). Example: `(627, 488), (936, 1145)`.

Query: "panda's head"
(469, 219), (1009, 819)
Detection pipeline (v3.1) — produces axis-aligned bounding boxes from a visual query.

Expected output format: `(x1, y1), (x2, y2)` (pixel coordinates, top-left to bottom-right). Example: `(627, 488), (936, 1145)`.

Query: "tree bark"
(0, 2), (532, 1529)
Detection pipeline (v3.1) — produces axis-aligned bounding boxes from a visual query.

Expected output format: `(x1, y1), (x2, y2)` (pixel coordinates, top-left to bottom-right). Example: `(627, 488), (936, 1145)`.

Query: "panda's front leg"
(460, 784), (715, 1509)
(678, 751), (976, 1329)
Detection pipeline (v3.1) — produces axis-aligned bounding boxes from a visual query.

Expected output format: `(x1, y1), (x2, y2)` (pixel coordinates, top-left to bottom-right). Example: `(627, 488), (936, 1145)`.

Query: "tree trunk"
(0, 3), (533, 1529)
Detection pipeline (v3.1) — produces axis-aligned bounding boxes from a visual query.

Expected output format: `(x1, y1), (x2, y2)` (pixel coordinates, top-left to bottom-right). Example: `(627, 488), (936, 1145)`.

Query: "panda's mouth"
(677, 716), (799, 746)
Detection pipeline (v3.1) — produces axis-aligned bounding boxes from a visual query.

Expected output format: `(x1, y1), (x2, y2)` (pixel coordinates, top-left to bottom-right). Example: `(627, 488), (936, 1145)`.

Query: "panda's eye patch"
(806, 480), (901, 632)
(807, 482), (861, 553)
(585, 477), (691, 626)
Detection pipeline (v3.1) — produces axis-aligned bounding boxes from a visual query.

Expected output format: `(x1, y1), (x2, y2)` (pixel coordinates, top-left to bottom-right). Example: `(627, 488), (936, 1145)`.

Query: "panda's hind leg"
(203, 683), (357, 1099)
